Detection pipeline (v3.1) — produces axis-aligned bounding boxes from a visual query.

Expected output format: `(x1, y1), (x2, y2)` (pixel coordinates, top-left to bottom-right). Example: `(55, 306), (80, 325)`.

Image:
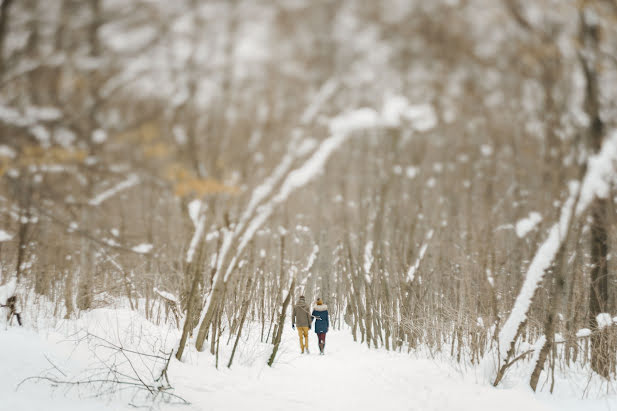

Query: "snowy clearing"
(1, 309), (614, 411)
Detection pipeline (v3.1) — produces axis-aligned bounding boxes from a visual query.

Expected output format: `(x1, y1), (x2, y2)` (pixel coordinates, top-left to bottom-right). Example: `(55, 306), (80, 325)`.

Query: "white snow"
(173, 125), (188, 145)
(516, 212), (542, 238)
(30, 125), (50, 147)
(0, 229), (13, 242)
(91, 129), (108, 144)
(407, 230), (434, 282)
(481, 144), (494, 156)
(329, 108), (380, 135)
(406, 166), (419, 179)
(596, 313), (613, 329)
(0, 277), (17, 303)
(363, 241), (374, 275)
(576, 328), (591, 338)
(131, 243), (153, 254)
(295, 138), (318, 157)
(486, 269), (495, 287)
(188, 199), (202, 227)
(26, 106), (62, 121)
(382, 95), (412, 127)
(186, 200), (206, 263)
(380, 95), (437, 132)
(301, 79), (338, 124)
(53, 127), (76, 147)
(0, 308), (609, 411)
(406, 103), (438, 132)
(576, 131), (617, 214)
(153, 288), (178, 302)
(89, 174), (140, 206)
(0, 145), (16, 159)
(186, 215), (205, 263)
(304, 244), (319, 272)
(0, 104), (29, 127)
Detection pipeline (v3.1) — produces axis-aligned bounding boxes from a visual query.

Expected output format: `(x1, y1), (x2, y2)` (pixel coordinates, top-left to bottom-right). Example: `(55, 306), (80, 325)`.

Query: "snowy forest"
(1, 0), (617, 410)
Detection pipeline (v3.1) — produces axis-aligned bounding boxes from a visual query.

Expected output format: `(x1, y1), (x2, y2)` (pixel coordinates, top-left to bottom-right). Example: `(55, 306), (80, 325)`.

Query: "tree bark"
(579, 5), (611, 379)
(0, 0), (13, 73)
(267, 279), (294, 367)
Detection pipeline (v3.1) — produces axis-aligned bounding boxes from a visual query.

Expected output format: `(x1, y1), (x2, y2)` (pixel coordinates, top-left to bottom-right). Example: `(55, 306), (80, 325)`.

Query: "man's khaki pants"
(297, 327), (309, 353)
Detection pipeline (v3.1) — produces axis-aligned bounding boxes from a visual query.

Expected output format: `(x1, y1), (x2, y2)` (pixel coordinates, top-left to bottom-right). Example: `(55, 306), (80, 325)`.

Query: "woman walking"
(312, 298), (329, 355)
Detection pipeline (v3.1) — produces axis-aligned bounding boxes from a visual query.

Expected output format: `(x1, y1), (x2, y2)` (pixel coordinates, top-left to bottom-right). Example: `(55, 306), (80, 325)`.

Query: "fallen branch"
(17, 330), (189, 406)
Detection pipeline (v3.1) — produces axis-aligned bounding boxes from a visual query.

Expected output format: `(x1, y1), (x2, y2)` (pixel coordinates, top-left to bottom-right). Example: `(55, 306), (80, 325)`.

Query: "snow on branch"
(596, 313), (613, 330)
(515, 212), (542, 238)
(0, 229), (13, 242)
(185, 199), (206, 264)
(304, 244), (319, 273)
(301, 79), (338, 124)
(407, 229), (434, 282)
(0, 277), (17, 303)
(495, 131), (617, 379)
(363, 241), (374, 283)
(132, 243), (153, 254)
(89, 174), (140, 206)
(223, 131), (351, 283)
(187, 214), (206, 264)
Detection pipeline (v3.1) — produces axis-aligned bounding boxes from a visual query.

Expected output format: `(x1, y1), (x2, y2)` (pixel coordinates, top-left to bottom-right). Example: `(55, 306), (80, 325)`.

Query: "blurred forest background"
(1, 0), (617, 389)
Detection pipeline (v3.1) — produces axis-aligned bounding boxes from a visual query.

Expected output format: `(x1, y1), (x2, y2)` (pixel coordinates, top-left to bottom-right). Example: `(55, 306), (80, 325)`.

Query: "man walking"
(292, 295), (312, 354)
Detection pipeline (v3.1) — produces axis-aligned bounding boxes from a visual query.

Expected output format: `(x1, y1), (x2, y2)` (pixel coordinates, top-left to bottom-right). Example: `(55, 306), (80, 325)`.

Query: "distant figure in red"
(312, 298), (329, 355)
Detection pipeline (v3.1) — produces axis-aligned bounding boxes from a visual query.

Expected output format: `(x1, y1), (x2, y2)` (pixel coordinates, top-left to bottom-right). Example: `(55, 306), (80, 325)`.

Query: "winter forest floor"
(1, 309), (616, 411)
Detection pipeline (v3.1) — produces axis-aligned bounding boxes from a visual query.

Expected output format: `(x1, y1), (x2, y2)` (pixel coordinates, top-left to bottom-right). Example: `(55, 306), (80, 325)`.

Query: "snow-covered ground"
(1, 309), (615, 411)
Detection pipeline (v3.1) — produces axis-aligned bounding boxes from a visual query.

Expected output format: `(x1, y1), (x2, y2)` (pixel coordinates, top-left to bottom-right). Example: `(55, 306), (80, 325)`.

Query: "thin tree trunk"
(579, 5), (611, 379)
(0, 0), (14, 73)
(267, 279), (294, 367)
(530, 242), (567, 391)
(228, 277), (253, 368)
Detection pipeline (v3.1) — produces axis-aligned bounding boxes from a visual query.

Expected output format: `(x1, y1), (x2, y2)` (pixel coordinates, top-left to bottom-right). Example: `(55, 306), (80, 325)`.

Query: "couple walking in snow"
(292, 296), (329, 355)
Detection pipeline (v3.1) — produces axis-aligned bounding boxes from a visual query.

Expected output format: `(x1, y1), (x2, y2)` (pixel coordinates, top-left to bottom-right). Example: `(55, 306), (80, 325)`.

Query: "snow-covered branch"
(89, 174), (140, 206)
(494, 131), (617, 381)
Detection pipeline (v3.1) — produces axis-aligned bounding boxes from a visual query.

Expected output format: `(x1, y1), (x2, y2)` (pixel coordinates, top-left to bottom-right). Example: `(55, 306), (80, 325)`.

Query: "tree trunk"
(0, 0), (13, 73)
(175, 243), (206, 360)
(228, 277), (253, 368)
(579, 5), (611, 379)
(589, 198), (610, 377)
(530, 248), (566, 391)
(267, 279), (294, 367)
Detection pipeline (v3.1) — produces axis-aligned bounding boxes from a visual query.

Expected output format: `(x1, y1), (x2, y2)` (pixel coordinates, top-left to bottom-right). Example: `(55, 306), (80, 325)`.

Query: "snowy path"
(0, 310), (612, 411)
(173, 330), (585, 411)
